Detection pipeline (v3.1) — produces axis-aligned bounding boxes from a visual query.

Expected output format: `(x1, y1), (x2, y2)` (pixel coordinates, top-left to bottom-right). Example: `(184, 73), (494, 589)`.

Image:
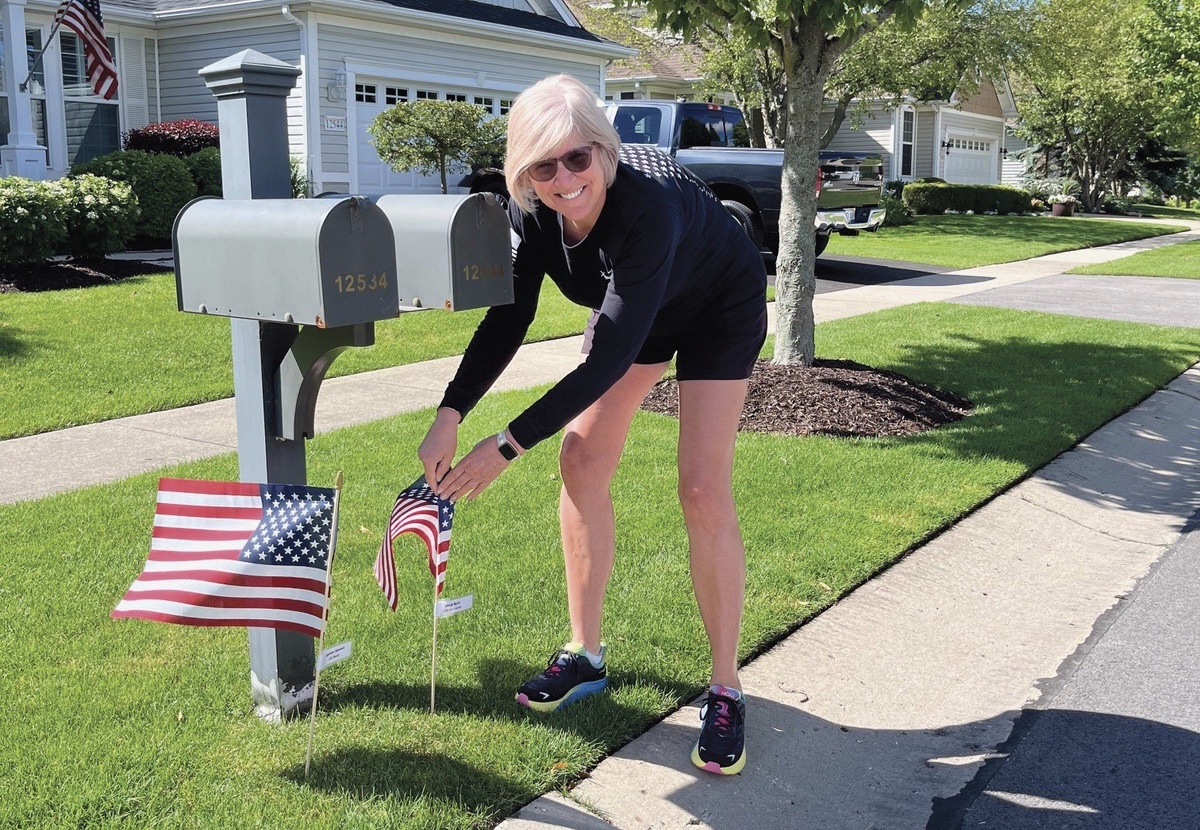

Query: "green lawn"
(1068, 239), (1200, 278)
(1133, 203), (1200, 220)
(3, 302), (1200, 829)
(825, 213), (1183, 269)
(0, 274), (590, 440)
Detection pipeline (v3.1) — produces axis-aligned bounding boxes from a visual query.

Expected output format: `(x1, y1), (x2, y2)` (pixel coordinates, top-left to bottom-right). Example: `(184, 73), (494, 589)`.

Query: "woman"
(418, 74), (766, 776)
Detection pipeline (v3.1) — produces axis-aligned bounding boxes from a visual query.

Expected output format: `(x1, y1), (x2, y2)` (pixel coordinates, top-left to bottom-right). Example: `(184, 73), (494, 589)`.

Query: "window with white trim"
(415, 89), (437, 100)
(355, 83), (376, 103)
(385, 86), (408, 105)
(446, 92), (467, 103)
(900, 108), (915, 178)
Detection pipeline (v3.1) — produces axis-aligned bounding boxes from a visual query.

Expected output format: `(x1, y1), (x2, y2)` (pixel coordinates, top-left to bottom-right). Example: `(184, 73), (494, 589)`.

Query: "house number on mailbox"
(462, 263), (506, 281)
(333, 273), (390, 293)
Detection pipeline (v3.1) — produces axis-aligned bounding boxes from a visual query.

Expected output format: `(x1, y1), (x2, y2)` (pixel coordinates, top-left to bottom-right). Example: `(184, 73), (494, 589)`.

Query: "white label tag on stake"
(435, 595), (474, 618)
(318, 640), (353, 671)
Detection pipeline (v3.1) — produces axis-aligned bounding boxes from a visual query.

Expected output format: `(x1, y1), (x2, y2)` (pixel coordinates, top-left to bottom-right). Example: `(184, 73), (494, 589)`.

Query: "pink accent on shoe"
(516, 693), (530, 708)
(702, 761), (728, 775)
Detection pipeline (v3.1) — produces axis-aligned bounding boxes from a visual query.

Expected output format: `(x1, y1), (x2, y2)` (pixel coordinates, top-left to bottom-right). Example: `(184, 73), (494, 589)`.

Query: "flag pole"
(430, 579), (439, 715)
(19, 15), (66, 93)
(305, 471), (343, 779)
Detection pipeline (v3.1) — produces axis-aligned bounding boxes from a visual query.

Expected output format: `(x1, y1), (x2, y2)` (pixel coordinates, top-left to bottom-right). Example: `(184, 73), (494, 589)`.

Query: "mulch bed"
(0, 258), (166, 293)
(642, 358), (973, 438)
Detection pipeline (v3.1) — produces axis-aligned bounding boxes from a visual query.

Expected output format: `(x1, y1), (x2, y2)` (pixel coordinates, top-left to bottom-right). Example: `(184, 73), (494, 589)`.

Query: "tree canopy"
(1135, 0), (1200, 157)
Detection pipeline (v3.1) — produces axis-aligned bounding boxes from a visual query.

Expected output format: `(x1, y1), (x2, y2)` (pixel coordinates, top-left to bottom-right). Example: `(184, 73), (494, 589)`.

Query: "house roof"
(102, 0), (609, 44)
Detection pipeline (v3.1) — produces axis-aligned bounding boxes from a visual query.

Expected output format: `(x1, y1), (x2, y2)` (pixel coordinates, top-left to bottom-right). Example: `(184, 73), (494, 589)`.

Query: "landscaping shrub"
(881, 192), (914, 226)
(72, 150), (197, 242)
(902, 181), (1033, 215)
(0, 177), (66, 265)
(124, 118), (219, 157)
(58, 174), (139, 260)
(185, 147), (222, 197)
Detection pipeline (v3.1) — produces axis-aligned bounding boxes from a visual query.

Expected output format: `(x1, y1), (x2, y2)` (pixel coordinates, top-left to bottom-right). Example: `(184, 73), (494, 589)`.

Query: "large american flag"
(54, 0), (118, 100)
(112, 478), (337, 638)
(375, 477), (454, 609)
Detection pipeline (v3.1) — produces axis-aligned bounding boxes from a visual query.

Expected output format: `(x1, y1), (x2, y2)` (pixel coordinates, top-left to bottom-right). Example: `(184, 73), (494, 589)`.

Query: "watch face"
(498, 433), (518, 460)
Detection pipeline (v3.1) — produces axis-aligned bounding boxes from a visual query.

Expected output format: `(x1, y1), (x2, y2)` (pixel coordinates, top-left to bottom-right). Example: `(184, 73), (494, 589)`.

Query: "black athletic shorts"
(582, 290), (767, 381)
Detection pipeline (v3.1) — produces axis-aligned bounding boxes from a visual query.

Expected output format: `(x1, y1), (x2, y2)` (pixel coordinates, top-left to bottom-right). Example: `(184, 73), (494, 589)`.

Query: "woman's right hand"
(419, 407), (461, 496)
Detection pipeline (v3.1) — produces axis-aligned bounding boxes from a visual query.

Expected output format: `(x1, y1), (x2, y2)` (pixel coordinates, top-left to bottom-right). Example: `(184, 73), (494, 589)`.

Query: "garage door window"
(385, 87), (408, 105)
(355, 83), (376, 103)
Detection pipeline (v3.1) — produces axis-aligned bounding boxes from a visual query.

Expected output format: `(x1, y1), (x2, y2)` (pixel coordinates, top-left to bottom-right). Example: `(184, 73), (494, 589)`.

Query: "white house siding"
(914, 106), (936, 180)
(820, 106), (894, 179)
(155, 21), (301, 124)
(318, 20), (602, 194)
(1001, 128), (1029, 187)
(145, 37), (160, 124)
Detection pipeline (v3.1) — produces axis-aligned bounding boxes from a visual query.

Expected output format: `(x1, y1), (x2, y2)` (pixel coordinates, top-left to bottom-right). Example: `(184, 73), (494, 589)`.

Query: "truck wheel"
(814, 232), (830, 257)
(722, 200), (764, 251)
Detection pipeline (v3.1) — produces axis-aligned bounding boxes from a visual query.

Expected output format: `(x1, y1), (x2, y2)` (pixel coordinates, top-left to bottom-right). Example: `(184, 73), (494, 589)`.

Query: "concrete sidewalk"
(7, 220), (1200, 829)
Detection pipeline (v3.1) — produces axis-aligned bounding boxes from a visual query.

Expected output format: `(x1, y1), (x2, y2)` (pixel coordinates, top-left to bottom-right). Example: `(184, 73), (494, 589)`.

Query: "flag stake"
(430, 579), (440, 715)
(305, 471), (344, 779)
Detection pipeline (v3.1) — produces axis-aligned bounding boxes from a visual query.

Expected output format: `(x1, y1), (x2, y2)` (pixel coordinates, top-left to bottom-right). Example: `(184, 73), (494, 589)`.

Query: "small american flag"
(375, 477), (454, 609)
(112, 478), (337, 638)
(54, 0), (118, 100)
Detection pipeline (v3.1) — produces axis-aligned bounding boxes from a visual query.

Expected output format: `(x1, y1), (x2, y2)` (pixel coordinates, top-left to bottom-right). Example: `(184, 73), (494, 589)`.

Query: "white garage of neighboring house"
(818, 78), (1020, 187)
(0, 0), (630, 192)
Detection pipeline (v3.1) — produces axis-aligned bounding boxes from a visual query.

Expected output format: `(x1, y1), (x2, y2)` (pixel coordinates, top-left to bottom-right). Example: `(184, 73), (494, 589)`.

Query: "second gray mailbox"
(174, 196), (398, 328)
(374, 193), (513, 311)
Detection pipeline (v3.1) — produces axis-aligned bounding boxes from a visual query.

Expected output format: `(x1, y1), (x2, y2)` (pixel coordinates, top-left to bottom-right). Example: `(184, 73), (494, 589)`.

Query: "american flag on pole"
(375, 477), (454, 609)
(112, 478), (337, 638)
(54, 0), (118, 100)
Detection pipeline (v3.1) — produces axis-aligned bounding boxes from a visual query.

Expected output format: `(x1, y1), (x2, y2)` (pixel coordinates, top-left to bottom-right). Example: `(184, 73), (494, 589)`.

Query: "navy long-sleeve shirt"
(438, 144), (765, 450)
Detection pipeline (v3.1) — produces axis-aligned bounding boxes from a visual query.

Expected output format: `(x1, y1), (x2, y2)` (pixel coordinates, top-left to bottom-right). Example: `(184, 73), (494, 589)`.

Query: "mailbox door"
(446, 194), (514, 312)
(317, 199), (399, 327)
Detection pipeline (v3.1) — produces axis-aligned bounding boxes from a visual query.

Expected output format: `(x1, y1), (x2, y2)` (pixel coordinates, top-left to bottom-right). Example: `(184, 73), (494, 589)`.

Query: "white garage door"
(354, 81), (447, 194)
(942, 136), (997, 185)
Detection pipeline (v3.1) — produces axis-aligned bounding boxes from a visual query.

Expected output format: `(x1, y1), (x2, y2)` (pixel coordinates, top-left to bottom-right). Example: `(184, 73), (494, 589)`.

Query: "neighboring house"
(822, 78), (1021, 186)
(0, 0), (630, 193)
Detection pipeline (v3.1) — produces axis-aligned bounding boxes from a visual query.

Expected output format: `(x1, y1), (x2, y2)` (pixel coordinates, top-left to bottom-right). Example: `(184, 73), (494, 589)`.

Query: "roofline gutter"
(151, 0), (633, 59)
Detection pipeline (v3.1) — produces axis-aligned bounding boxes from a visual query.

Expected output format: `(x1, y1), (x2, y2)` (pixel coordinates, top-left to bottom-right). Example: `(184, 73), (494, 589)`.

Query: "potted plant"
(1049, 193), (1079, 217)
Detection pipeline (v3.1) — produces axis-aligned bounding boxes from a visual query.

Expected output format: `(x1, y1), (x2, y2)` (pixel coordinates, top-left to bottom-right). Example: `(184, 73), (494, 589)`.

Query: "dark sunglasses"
(527, 144), (596, 182)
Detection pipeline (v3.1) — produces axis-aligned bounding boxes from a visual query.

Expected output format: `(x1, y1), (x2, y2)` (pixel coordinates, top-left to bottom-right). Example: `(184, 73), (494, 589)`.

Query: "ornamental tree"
(637, 0), (961, 365)
(369, 100), (507, 194)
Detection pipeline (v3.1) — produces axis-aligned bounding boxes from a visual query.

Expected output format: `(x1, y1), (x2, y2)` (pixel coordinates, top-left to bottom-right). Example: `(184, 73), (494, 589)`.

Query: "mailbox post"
(181, 50), (514, 722)
(195, 50), (372, 721)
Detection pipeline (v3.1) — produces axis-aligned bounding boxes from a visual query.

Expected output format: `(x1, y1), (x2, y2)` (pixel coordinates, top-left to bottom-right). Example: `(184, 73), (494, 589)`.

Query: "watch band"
(496, 430), (519, 461)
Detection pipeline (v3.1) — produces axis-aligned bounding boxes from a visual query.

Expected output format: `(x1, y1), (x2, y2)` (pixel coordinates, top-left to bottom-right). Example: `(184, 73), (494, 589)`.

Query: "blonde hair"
(504, 74), (620, 214)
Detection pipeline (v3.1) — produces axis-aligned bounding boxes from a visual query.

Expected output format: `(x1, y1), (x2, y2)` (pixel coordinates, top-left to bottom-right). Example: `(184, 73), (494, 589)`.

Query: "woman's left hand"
(436, 436), (512, 502)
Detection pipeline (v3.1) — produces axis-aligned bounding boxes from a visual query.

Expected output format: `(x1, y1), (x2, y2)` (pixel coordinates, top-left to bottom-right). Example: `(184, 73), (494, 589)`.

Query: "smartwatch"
(496, 430), (519, 461)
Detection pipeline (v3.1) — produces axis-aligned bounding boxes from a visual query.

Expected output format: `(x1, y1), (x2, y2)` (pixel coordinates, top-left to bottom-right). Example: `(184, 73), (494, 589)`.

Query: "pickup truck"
(465, 100), (886, 257)
(608, 101), (886, 256)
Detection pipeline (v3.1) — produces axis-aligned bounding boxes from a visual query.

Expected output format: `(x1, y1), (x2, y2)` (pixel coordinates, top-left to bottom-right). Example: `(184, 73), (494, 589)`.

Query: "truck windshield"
(612, 107), (663, 146)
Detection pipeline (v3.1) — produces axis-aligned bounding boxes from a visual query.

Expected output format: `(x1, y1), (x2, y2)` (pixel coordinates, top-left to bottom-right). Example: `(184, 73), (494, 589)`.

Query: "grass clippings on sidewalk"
(1068, 239), (1200, 279)
(825, 214), (1182, 269)
(3, 302), (1200, 830)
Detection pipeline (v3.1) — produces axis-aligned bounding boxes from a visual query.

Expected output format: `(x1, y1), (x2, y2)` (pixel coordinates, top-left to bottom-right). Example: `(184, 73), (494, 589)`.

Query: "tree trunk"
(773, 21), (842, 366)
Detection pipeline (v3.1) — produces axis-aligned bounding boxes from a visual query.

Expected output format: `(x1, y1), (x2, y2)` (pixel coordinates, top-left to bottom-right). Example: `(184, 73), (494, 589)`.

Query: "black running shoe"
(691, 686), (746, 774)
(515, 642), (608, 712)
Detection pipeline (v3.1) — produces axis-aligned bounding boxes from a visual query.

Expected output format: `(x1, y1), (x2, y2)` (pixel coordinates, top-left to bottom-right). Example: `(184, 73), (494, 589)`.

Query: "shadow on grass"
(0, 311), (33, 362)
(289, 744), (526, 815)
(865, 323), (1200, 516)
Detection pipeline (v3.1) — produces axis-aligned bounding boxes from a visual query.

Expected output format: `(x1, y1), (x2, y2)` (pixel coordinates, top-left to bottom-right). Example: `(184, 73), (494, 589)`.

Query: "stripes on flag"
(375, 477), (454, 609)
(112, 478), (337, 638)
(54, 0), (118, 100)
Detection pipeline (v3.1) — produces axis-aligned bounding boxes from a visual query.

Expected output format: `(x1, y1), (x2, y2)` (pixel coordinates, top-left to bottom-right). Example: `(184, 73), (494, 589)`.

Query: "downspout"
(281, 4), (309, 192)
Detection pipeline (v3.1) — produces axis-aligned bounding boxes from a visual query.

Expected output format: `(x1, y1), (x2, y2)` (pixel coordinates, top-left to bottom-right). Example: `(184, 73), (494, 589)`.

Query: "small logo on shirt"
(598, 249), (614, 282)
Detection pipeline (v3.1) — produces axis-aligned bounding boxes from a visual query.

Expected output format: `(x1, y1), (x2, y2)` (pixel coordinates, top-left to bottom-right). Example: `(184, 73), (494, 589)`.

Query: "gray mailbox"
(374, 192), (513, 311)
(173, 196), (398, 328)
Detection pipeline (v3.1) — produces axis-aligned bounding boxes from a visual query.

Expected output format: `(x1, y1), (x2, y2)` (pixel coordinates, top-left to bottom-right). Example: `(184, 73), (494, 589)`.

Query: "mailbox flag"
(54, 0), (118, 100)
(375, 477), (454, 609)
(112, 478), (337, 638)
